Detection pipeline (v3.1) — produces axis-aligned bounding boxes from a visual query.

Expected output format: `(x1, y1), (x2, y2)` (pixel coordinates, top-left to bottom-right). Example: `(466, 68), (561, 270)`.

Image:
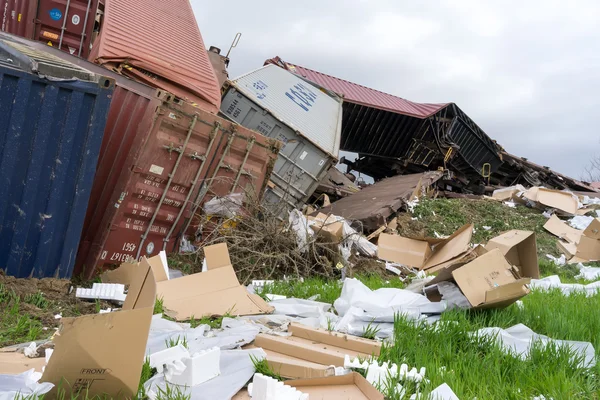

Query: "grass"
(250, 354), (283, 381)
(0, 287), (45, 345)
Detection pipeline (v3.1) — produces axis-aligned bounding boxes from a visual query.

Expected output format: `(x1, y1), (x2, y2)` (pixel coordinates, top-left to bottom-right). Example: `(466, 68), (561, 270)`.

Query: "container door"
(34, 0), (99, 58)
(0, 0), (38, 38)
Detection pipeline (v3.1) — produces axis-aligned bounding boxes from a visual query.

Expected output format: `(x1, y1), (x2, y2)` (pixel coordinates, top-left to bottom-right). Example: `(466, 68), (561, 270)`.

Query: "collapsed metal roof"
(265, 56), (598, 193)
(265, 56), (503, 184)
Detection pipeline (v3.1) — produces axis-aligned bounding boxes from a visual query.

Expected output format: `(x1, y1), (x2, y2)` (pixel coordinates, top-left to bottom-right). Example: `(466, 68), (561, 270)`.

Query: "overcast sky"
(193, 0), (600, 180)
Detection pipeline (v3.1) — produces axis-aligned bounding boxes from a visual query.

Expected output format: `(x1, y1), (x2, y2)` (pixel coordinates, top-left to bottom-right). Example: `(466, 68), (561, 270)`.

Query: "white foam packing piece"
(344, 355), (369, 370)
(248, 373), (308, 400)
(76, 283), (126, 302)
(148, 344), (190, 374)
(350, 358), (426, 390)
(166, 347), (221, 387)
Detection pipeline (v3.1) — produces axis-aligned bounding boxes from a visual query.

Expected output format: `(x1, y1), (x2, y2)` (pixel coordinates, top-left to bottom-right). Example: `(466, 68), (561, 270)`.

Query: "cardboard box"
(583, 218), (600, 240)
(378, 224), (473, 270)
(0, 352), (47, 374)
(543, 215), (582, 244)
(485, 230), (539, 279)
(524, 187), (579, 215)
(576, 236), (600, 261)
(287, 372), (384, 400)
(244, 345), (336, 379)
(492, 185), (526, 201)
(253, 324), (381, 368)
(427, 249), (531, 309)
(41, 258), (157, 399)
(103, 243), (273, 320)
(308, 213), (344, 242)
(557, 240), (577, 258)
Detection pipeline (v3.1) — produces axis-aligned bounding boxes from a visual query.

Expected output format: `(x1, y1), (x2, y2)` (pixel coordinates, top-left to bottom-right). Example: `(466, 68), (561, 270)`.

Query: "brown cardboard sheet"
(543, 215), (582, 244)
(40, 259), (156, 399)
(287, 373), (384, 400)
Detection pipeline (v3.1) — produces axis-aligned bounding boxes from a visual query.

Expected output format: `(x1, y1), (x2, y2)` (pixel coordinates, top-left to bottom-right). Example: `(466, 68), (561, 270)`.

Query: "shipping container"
(0, 0), (102, 58)
(221, 64), (343, 213)
(3, 33), (282, 279)
(88, 0), (221, 114)
(0, 33), (114, 279)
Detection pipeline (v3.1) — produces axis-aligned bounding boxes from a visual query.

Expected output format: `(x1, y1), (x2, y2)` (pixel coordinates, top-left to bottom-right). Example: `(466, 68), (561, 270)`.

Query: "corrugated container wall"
(0, 33), (114, 278)
(88, 0), (221, 114)
(2, 33), (281, 280)
(221, 64), (342, 212)
(0, 0), (101, 58)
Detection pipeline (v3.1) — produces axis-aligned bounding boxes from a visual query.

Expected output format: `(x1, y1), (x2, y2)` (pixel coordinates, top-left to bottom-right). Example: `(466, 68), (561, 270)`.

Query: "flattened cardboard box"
(254, 323), (381, 368)
(308, 212), (344, 242)
(576, 236), (600, 261)
(157, 243), (273, 320)
(244, 345), (336, 379)
(543, 215), (582, 245)
(0, 352), (47, 374)
(41, 258), (156, 399)
(485, 230), (539, 279)
(427, 249), (531, 309)
(524, 187), (579, 215)
(583, 218), (600, 240)
(232, 373), (384, 400)
(378, 224), (473, 270)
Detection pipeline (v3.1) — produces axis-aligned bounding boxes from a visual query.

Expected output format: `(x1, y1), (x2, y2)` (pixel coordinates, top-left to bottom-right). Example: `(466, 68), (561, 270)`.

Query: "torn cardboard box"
(378, 224), (473, 271)
(492, 185), (526, 202)
(557, 240), (577, 259)
(253, 323), (381, 370)
(486, 230), (539, 279)
(0, 352), (47, 374)
(543, 215), (582, 245)
(41, 258), (156, 399)
(426, 249), (531, 309)
(244, 346), (336, 379)
(157, 243), (273, 320)
(524, 187), (579, 215)
(308, 213), (344, 242)
(583, 218), (600, 240)
(576, 236), (600, 262)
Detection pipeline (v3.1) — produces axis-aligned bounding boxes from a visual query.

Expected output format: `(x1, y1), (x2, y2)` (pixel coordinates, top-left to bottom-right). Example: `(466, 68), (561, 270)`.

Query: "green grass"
(24, 291), (48, 309)
(264, 275), (600, 399)
(250, 354), (283, 381)
(0, 290), (45, 345)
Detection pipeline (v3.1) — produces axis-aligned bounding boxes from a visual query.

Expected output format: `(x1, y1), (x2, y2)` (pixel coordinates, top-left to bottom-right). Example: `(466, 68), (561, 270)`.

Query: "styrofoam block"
(365, 360), (427, 389)
(344, 355), (369, 369)
(429, 383), (459, 400)
(248, 373), (308, 400)
(252, 280), (275, 288)
(166, 347), (221, 387)
(148, 344), (189, 373)
(76, 283), (126, 302)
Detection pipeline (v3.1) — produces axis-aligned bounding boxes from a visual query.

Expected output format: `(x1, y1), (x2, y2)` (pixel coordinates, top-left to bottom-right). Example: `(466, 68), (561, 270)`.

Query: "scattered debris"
(75, 283), (127, 303)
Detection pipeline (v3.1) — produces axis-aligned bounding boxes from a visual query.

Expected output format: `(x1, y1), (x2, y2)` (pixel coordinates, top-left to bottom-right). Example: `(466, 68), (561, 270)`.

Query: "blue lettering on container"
(49, 8), (63, 21)
(286, 83), (317, 112)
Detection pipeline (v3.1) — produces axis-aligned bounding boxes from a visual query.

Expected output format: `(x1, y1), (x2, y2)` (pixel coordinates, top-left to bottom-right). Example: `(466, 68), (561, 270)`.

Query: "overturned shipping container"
(0, 33), (113, 278)
(0, 0), (102, 58)
(88, 0), (221, 114)
(221, 64), (343, 213)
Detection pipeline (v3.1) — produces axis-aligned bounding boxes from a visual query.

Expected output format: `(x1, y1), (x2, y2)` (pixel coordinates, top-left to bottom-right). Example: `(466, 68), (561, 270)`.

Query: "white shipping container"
(225, 64), (342, 158)
(221, 64), (343, 214)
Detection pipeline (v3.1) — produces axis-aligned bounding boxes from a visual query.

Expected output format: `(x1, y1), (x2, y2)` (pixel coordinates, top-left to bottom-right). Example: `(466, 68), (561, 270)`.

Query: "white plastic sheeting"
(0, 369), (53, 400)
(144, 348), (266, 400)
(146, 315), (260, 356)
(288, 210), (314, 252)
(472, 324), (596, 368)
(582, 196), (600, 206)
(575, 266), (600, 281)
(333, 278), (443, 339)
(203, 193), (244, 218)
(546, 254), (567, 266)
(269, 298), (331, 318)
(530, 275), (600, 297)
(569, 215), (595, 230)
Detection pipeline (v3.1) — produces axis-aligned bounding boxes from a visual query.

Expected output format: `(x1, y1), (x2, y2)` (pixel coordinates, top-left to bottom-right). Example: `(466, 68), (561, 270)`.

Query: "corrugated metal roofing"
(229, 64), (342, 157)
(265, 56), (448, 119)
(89, 0), (221, 113)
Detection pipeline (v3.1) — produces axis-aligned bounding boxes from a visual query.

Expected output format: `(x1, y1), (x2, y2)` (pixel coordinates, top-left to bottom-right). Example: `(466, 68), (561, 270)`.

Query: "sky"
(192, 0), (600, 180)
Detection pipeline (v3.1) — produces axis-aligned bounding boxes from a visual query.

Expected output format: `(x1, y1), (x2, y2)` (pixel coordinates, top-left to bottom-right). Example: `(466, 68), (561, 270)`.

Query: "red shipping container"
(2, 32), (281, 279)
(88, 0), (221, 114)
(0, 0), (101, 58)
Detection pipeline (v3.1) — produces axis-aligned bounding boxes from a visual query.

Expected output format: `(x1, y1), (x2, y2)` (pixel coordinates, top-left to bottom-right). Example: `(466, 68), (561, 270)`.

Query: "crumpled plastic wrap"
(269, 298), (331, 318)
(202, 193), (244, 218)
(144, 349), (266, 400)
(0, 369), (53, 400)
(436, 281), (471, 309)
(569, 215), (595, 230)
(472, 324), (596, 368)
(288, 209), (314, 252)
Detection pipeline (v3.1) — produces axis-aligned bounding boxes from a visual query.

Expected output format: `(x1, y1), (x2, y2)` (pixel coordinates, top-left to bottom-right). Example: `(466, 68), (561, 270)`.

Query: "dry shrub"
(189, 183), (343, 284)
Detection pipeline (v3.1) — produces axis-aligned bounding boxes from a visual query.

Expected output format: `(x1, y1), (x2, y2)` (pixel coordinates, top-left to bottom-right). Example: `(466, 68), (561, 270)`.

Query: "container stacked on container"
(0, 32), (114, 279)
(221, 64), (343, 215)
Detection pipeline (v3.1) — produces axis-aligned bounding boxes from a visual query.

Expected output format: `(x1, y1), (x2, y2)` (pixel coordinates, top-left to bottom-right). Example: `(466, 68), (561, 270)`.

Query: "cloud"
(192, 0), (600, 179)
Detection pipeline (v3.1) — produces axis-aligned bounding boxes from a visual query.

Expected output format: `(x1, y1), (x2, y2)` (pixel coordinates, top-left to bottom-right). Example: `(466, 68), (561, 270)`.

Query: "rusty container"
(0, 0), (101, 58)
(75, 93), (280, 279)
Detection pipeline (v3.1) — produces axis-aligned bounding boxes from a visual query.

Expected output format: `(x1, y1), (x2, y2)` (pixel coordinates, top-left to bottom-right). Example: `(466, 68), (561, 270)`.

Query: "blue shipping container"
(0, 35), (114, 278)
